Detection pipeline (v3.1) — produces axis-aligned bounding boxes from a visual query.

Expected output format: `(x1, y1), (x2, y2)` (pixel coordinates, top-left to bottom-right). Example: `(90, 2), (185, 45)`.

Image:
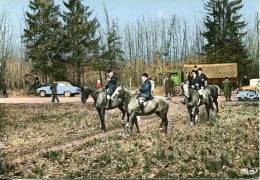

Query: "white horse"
(112, 86), (169, 135)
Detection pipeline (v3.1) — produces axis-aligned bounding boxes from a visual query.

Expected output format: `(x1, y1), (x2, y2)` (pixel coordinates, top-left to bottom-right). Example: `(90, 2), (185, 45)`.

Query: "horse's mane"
(122, 87), (134, 96)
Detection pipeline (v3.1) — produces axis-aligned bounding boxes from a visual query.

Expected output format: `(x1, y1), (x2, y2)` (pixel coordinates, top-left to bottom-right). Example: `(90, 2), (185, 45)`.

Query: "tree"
(62, 0), (100, 85)
(0, 13), (13, 83)
(202, 0), (248, 75)
(23, 0), (64, 81)
(101, 19), (124, 69)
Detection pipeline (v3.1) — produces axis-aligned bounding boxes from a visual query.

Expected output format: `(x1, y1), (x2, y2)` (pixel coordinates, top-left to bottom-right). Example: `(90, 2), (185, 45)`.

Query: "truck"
(165, 63), (238, 96)
(183, 63), (238, 87)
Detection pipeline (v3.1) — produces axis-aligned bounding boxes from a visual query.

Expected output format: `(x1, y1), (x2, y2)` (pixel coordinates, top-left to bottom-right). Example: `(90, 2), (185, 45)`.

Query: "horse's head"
(183, 81), (190, 98)
(81, 87), (93, 104)
(111, 86), (125, 101)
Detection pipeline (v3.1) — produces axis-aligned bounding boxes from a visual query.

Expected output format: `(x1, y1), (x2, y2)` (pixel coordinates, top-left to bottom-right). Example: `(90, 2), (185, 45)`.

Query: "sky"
(0, 0), (258, 45)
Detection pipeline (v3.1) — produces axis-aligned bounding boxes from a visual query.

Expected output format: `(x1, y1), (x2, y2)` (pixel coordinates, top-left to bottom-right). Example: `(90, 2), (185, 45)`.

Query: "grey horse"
(183, 82), (219, 125)
(111, 86), (169, 135)
(81, 87), (140, 132)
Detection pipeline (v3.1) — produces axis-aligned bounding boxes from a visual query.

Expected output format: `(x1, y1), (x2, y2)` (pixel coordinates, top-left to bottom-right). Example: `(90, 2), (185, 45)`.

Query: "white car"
(35, 81), (81, 97)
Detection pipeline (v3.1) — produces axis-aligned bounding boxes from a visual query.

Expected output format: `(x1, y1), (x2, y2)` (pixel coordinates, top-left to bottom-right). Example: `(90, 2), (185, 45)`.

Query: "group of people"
(186, 65), (233, 101)
(104, 70), (154, 111)
(186, 65), (208, 96)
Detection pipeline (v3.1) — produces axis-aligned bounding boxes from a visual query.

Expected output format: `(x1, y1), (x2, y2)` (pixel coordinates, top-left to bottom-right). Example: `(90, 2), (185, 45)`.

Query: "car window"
(58, 83), (65, 86)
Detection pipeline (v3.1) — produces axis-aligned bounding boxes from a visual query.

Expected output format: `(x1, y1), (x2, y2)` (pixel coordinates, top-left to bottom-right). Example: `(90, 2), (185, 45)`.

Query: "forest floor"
(0, 92), (259, 178)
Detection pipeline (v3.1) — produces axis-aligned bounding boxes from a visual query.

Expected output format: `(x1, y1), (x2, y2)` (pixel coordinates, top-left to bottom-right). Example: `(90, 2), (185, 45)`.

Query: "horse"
(111, 86), (169, 135)
(81, 87), (140, 132)
(182, 82), (219, 125)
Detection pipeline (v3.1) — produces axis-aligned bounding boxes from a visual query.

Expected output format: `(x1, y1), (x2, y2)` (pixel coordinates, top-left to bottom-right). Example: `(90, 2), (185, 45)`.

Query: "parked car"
(237, 79), (259, 101)
(35, 81), (81, 97)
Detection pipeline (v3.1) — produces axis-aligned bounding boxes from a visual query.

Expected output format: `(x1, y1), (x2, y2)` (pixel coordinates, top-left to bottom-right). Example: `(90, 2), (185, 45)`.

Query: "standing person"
(96, 79), (102, 89)
(50, 82), (59, 102)
(163, 75), (171, 97)
(2, 80), (8, 98)
(149, 77), (155, 95)
(138, 73), (152, 112)
(105, 70), (117, 108)
(241, 75), (250, 86)
(222, 77), (232, 101)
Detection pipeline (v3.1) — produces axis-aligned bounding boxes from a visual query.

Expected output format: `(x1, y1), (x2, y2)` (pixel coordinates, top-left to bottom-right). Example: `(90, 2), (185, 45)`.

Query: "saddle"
(137, 95), (154, 113)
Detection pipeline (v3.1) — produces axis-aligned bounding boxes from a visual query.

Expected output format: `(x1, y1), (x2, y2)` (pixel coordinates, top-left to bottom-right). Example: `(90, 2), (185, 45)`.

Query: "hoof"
(136, 130), (141, 134)
(190, 122), (195, 126)
(100, 129), (106, 133)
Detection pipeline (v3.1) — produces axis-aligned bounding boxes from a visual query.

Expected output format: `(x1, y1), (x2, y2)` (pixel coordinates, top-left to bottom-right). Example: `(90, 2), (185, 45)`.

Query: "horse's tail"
(213, 85), (220, 95)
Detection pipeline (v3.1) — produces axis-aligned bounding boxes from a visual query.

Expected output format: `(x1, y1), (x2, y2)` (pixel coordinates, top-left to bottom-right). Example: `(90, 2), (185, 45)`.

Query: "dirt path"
(0, 92), (238, 104)
(0, 95), (93, 104)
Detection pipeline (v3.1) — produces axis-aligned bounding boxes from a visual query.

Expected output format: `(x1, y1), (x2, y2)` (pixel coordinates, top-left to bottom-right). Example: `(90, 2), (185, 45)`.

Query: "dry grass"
(0, 102), (259, 178)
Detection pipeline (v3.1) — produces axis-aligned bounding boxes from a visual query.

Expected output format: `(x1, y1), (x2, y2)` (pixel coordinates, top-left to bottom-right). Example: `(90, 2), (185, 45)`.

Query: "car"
(35, 81), (81, 97)
(237, 79), (259, 101)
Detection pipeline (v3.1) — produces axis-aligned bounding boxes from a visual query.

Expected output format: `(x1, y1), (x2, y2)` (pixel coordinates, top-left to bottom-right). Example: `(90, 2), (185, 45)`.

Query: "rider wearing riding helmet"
(197, 68), (208, 89)
(196, 68), (208, 97)
(181, 70), (198, 104)
(105, 70), (117, 108)
(138, 73), (152, 112)
(189, 70), (199, 90)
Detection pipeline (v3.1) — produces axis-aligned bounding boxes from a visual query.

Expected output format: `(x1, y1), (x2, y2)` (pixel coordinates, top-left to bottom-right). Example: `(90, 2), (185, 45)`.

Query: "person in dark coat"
(50, 82), (59, 102)
(2, 80), (8, 98)
(182, 71), (198, 104)
(222, 77), (232, 101)
(105, 70), (117, 108)
(193, 65), (199, 75)
(241, 75), (250, 86)
(189, 71), (199, 90)
(163, 76), (171, 97)
(197, 68), (208, 89)
(138, 73), (152, 112)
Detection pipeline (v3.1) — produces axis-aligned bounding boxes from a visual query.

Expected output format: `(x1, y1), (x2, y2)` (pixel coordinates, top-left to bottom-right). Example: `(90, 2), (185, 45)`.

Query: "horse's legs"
(97, 108), (106, 132)
(118, 106), (126, 127)
(134, 116), (140, 133)
(155, 112), (168, 133)
(128, 113), (136, 135)
(214, 100), (219, 113)
(205, 104), (210, 121)
(189, 107), (196, 126)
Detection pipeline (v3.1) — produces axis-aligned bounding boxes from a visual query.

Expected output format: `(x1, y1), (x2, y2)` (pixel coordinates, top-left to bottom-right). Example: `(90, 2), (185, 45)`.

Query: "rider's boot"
(106, 99), (111, 108)
(140, 102), (144, 113)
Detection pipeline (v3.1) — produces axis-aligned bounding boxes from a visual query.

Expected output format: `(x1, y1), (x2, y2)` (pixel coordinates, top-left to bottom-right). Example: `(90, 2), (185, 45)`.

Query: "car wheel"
(246, 90), (256, 99)
(39, 91), (46, 97)
(64, 91), (71, 97)
(173, 85), (183, 96)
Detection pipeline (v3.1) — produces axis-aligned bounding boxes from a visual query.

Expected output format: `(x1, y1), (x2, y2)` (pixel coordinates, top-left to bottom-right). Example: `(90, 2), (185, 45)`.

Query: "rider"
(138, 73), (152, 112)
(196, 68), (208, 97)
(105, 70), (117, 108)
(182, 70), (198, 104)
(193, 65), (199, 75)
(190, 70), (199, 89)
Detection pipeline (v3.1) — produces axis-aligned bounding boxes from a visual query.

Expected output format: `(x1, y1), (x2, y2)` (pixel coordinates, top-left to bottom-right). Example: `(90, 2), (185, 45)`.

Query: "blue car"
(36, 81), (81, 97)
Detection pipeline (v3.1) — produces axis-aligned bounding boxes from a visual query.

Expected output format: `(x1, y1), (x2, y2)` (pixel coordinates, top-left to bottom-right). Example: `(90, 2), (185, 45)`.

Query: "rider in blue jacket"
(138, 73), (152, 112)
